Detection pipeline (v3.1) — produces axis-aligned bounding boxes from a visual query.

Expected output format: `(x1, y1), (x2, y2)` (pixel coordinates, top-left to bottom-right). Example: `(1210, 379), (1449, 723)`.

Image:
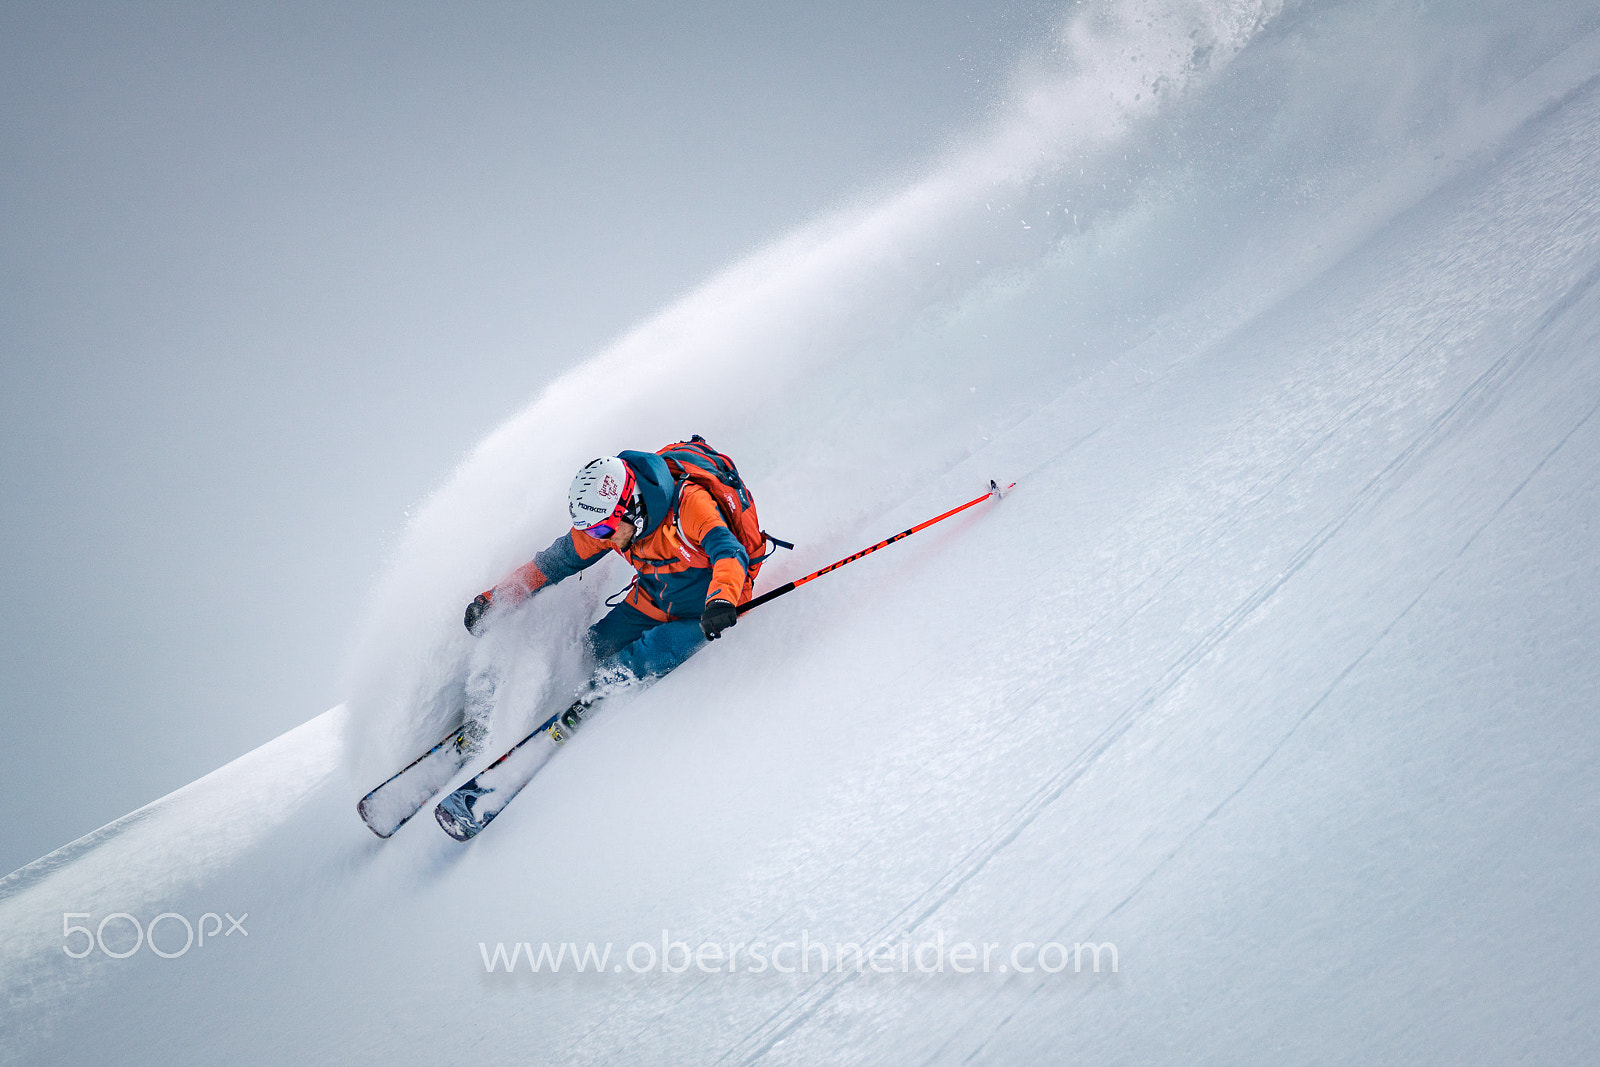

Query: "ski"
(434, 697), (596, 841)
(357, 718), (487, 838)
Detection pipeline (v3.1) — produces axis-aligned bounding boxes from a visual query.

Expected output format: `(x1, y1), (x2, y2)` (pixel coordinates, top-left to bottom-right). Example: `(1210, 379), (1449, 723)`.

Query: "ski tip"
(356, 799), (396, 839)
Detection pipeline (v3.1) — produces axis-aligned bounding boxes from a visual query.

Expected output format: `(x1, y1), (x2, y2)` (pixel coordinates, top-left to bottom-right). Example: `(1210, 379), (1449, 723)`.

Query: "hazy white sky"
(0, 2), (1059, 874)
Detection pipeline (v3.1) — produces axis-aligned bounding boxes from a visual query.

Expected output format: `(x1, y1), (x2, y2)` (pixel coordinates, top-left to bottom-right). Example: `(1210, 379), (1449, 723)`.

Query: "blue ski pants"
(587, 602), (707, 683)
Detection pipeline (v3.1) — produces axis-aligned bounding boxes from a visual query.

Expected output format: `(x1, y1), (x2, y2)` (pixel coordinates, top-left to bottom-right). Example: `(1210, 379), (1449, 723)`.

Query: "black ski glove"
(464, 592), (493, 635)
(700, 599), (738, 640)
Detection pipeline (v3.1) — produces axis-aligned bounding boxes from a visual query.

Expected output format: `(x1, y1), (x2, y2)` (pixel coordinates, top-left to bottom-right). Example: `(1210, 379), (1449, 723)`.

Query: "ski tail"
(358, 719), (486, 838)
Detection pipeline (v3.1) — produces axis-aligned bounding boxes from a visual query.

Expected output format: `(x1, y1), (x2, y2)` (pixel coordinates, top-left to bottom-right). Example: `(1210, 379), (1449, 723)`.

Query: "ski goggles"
(585, 511), (633, 540)
(578, 470), (638, 540)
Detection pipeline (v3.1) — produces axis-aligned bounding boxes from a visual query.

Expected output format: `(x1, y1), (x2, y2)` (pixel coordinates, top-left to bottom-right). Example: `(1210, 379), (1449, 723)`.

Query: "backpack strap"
(747, 531), (793, 568)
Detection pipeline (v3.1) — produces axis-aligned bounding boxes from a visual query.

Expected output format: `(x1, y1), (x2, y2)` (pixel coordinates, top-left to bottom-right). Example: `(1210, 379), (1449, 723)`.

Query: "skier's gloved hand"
(700, 599), (738, 640)
(464, 591), (494, 636)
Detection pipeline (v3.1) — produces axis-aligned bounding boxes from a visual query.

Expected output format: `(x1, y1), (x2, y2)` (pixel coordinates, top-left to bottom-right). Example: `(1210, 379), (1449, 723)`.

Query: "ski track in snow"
(950, 302), (1600, 1067)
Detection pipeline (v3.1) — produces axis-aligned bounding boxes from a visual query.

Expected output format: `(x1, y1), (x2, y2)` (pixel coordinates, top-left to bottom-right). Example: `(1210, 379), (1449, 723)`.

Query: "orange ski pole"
(738, 480), (1015, 615)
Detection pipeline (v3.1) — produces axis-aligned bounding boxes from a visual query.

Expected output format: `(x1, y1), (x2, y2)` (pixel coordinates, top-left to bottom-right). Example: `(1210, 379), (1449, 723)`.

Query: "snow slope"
(6, 1), (1600, 1063)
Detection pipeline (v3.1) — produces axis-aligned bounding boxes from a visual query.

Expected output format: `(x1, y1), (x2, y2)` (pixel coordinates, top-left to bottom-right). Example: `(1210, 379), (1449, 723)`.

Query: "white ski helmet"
(568, 456), (638, 535)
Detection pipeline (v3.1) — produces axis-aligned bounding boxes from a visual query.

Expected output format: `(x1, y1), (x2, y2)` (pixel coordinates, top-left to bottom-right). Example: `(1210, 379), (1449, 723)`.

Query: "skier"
(461, 444), (751, 689)
(363, 464), (1005, 840)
